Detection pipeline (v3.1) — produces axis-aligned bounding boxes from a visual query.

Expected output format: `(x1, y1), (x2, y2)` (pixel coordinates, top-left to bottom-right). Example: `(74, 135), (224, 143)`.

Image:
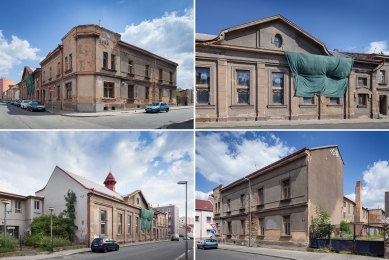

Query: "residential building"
(212, 145), (345, 245)
(179, 216), (194, 225)
(16, 66), (41, 101)
(151, 208), (168, 239)
(0, 191), (44, 238)
(0, 78), (12, 97)
(196, 15), (389, 122)
(35, 166), (167, 244)
(39, 24), (178, 112)
(155, 204), (179, 236)
(195, 199), (214, 240)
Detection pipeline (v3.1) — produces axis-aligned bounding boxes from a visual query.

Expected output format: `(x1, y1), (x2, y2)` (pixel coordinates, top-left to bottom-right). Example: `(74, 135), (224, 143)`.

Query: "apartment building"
(154, 205), (179, 236)
(195, 199), (213, 240)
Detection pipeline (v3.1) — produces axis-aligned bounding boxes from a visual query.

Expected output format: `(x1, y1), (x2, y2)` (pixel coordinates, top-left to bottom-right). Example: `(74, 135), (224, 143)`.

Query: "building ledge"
(65, 68), (73, 74)
(357, 105), (367, 108)
(230, 104), (254, 109)
(267, 104), (288, 108)
(280, 198), (291, 202)
(101, 67), (117, 72)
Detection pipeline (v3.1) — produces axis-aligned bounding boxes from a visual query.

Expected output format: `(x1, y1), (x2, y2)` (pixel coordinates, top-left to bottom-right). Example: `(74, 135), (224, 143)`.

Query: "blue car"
(145, 102), (169, 113)
(197, 238), (218, 250)
(91, 238), (119, 253)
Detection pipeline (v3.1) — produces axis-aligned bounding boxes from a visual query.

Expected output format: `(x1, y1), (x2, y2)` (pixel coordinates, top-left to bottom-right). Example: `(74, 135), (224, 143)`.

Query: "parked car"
(27, 101), (46, 112)
(20, 100), (31, 109)
(14, 99), (24, 107)
(171, 236), (179, 241)
(91, 238), (119, 253)
(10, 100), (15, 105)
(145, 102), (169, 113)
(197, 238), (218, 250)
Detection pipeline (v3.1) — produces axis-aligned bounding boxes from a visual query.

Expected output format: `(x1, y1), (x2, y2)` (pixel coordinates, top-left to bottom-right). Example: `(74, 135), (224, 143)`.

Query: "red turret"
(104, 172), (117, 191)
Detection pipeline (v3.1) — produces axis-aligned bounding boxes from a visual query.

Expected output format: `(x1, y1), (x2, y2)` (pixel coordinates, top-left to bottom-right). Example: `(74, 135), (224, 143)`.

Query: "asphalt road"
(47, 240), (192, 260)
(0, 103), (194, 129)
(196, 248), (285, 260)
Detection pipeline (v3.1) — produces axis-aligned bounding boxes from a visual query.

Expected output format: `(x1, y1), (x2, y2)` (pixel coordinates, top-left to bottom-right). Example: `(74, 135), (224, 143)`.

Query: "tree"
(59, 189), (78, 237)
(30, 215), (68, 237)
(312, 205), (333, 238)
(340, 220), (352, 237)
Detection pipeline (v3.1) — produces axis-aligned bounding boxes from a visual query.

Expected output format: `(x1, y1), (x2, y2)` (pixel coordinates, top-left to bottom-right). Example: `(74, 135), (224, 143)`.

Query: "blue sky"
(0, 0), (193, 88)
(0, 131), (194, 218)
(196, 0), (389, 55)
(195, 131), (389, 210)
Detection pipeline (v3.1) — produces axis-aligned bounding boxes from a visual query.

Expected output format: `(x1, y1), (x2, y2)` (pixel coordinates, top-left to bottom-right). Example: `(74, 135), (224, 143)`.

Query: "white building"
(179, 216), (194, 225)
(195, 199), (213, 241)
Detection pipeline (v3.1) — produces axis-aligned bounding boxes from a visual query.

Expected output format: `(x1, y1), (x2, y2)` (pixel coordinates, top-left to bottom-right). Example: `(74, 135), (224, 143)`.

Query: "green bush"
(339, 220), (352, 237)
(23, 233), (70, 251)
(0, 234), (19, 252)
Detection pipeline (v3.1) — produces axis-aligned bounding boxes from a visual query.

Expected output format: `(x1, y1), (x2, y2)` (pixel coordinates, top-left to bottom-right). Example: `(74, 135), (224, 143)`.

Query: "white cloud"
(196, 132), (296, 185)
(153, 161), (159, 167)
(0, 30), (41, 77)
(367, 41), (389, 55)
(345, 160), (389, 209)
(121, 9), (194, 89)
(195, 190), (211, 200)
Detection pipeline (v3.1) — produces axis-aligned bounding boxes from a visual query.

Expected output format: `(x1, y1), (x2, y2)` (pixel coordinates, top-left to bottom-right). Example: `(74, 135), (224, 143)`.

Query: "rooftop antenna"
(99, 19), (101, 26)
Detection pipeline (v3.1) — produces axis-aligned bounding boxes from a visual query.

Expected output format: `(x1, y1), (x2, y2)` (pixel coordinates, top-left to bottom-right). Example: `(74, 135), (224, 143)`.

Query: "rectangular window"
(34, 201), (40, 213)
(128, 61), (133, 74)
(330, 97), (339, 104)
(272, 73), (284, 104)
(241, 220), (245, 235)
(343, 201), (346, 207)
(303, 97), (314, 104)
(170, 72), (173, 82)
(103, 52), (108, 68)
(101, 210), (106, 235)
(258, 188), (264, 205)
(282, 179), (291, 199)
(159, 69), (163, 80)
(104, 82), (114, 98)
(128, 85), (134, 99)
(127, 216), (131, 234)
(145, 87), (149, 99)
(43, 71), (46, 82)
(145, 65), (149, 77)
(218, 202), (220, 213)
(206, 229), (211, 235)
(136, 217), (139, 234)
(237, 70), (250, 104)
(118, 213), (122, 235)
(49, 67), (52, 78)
(380, 70), (385, 84)
(196, 67), (210, 104)
(241, 194), (245, 208)
(259, 218), (265, 235)
(358, 94), (367, 106)
(206, 217), (212, 223)
(227, 199), (231, 211)
(358, 77), (367, 86)
(195, 216), (199, 222)
(69, 54), (72, 69)
(57, 86), (60, 99)
(111, 54), (115, 70)
(65, 83), (72, 99)
(15, 201), (21, 213)
(65, 57), (68, 70)
(57, 62), (60, 76)
(283, 216), (290, 235)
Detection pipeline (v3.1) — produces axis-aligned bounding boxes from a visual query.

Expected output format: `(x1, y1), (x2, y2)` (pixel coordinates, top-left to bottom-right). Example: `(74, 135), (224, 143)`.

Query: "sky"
(196, 0), (389, 55)
(195, 131), (389, 211)
(0, 131), (194, 218)
(0, 0), (193, 89)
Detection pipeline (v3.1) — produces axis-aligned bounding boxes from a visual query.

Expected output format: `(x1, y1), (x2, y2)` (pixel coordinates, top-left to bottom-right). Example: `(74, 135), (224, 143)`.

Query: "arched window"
(274, 34), (283, 48)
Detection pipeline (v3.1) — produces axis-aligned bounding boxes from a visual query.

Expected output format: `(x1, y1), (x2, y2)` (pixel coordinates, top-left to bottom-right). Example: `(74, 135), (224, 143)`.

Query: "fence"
(309, 223), (385, 256)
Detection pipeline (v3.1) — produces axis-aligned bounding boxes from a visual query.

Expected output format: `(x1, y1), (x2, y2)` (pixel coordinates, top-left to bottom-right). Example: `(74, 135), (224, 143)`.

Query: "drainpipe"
(244, 177), (251, 247)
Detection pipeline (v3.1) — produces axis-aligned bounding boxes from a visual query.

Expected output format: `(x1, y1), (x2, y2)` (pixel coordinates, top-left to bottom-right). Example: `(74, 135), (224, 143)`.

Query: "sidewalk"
(196, 117), (389, 129)
(219, 244), (382, 260)
(46, 105), (193, 117)
(0, 240), (169, 260)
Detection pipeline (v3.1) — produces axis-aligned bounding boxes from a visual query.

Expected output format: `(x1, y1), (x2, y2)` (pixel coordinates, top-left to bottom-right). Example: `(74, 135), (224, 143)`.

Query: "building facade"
(195, 15), (389, 122)
(195, 199), (213, 240)
(179, 216), (194, 225)
(212, 145), (346, 245)
(155, 205), (179, 236)
(39, 24), (178, 112)
(0, 191), (44, 238)
(35, 166), (167, 244)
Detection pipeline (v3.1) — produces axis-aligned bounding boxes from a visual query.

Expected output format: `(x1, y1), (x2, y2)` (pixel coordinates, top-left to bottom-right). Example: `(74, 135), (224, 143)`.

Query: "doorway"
(379, 95), (387, 115)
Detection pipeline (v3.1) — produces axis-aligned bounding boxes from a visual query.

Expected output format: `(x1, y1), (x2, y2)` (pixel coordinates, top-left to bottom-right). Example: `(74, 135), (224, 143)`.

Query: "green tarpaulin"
(26, 74), (35, 95)
(141, 208), (154, 231)
(285, 51), (354, 98)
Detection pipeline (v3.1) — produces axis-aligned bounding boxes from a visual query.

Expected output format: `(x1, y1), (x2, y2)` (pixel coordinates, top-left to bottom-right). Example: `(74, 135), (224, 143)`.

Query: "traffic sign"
(211, 229), (216, 234)
(50, 88), (55, 93)
(210, 224), (216, 229)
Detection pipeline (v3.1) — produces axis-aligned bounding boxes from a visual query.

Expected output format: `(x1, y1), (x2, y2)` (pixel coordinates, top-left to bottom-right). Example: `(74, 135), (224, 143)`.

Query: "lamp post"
(48, 207), (54, 252)
(1, 199), (11, 242)
(177, 181), (188, 260)
(243, 177), (251, 247)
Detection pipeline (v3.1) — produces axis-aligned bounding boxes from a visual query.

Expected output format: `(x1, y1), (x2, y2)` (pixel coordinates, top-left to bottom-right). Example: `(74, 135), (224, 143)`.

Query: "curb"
(161, 118), (194, 129)
(219, 247), (299, 260)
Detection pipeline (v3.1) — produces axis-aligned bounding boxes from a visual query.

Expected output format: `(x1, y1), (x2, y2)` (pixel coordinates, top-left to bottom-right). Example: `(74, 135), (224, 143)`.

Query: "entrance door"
(379, 95), (387, 115)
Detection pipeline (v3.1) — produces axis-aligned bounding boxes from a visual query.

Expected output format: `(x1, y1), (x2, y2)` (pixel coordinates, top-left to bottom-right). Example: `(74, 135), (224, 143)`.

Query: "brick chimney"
(104, 172), (117, 191)
(355, 181), (362, 222)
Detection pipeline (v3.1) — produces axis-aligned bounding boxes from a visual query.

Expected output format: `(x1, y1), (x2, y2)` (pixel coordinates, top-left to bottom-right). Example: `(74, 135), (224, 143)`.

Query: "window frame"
(34, 201), (40, 213)
(268, 68), (289, 107)
(357, 94), (368, 107)
(231, 66), (254, 106)
(227, 199), (231, 212)
(272, 33), (283, 49)
(65, 57), (68, 71)
(283, 215), (291, 236)
(281, 178), (291, 200)
(128, 61), (133, 74)
(258, 187), (264, 205)
(57, 62), (60, 76)
(241, 220), (245, 235)
(117, 213), (122, 235)
(195, 216), (199, 222)
(258, 218), (265, 235)
(206, 217), (212, 223)
(145, 65), (149, 78)
(65, 82), (72, 99)
(103, 52), (108, 69)
(104, 82), (115, 98)
(127, 215), (131, 234)
(15, 201), (21, 213)
(111, 54), (115, 70)
(240, 194), (246, 209)
(195, 66), (212, 106)
(69, 54), (72, 69)
(101, 210), (106, 235)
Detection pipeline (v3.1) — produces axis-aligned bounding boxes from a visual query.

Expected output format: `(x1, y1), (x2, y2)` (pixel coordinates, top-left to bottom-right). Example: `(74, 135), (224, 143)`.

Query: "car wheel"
(115, 246), (119, 251)
(166, 108), (169, 112)
(157, 109), (160, 113)
(103, 246), (107, 253)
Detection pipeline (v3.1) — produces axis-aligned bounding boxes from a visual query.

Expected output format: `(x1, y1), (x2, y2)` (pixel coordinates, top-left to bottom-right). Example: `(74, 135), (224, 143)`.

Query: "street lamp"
(1, 199), (11, 242)
(48, 207), (54, 252)
(243, 177), (251, 247)
(177, 181), (188, 260)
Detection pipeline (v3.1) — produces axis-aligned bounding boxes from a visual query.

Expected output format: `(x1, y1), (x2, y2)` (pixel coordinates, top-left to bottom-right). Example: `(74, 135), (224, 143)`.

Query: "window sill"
(267, 105), (288, 108)
(256, 235), (265, 239)
(378, 83), (387, 86)
(214, 213), (220, 216)
(327, 104), (342, 107)
(144, 77), (151, 80)
(64, 98), (72, 100)
(230, 104), (254, 108)
(101, 67), (117, 72)
(226, 211), (231, 214)
(65, 69), (73, 74)
(196, 105), (215, 108)
(127, 73), (134, 77)
(158, 80), (163, 83)
(48, 78), (52, 81)
(357, 105), (367, 108)
(239, 208), (245, 212)
(56, 74), (60, 78)
(299, 104), (316, 108)
(103, 97), (116, 100)
(280, 198), (291, 202)
(169, 81), (173, 85)
(256, 204), (264, 208)
(280, 235), (292, 238)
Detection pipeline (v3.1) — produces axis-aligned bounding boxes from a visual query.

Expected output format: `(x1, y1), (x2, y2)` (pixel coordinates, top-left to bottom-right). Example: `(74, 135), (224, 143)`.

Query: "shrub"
(339, 220), (352, 237)
(23, 233), (70, 251)
(0, 234), (19, 252)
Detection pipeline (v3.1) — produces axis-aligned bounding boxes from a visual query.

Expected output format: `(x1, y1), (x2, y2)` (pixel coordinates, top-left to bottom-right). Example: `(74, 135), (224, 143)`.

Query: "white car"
(20, 100), (31, 109)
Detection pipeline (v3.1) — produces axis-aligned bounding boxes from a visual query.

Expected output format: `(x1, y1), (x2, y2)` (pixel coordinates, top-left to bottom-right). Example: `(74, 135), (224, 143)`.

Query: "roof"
(53, 166), (124, 201)
(336, 51), (383, 64)
(0, 190), (43, 200)
(195, 199), (213, 211)
(195, 33), (217, 41)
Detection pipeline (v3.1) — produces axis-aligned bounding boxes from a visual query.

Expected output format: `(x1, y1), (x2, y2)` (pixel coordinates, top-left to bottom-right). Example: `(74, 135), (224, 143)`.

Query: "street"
(46, 240), (192, 260)
(0, 103), (193, 129)
(196, 248), (284, 260)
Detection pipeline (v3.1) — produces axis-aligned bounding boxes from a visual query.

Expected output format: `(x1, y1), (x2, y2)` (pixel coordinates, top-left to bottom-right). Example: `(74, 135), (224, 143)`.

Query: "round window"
(274, 34), (282, 48)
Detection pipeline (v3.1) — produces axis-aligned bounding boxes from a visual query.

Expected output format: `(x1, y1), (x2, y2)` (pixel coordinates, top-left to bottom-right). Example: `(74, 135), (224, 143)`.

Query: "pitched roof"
(195, 199), (213, 211)
(195, 33), (217, 41)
